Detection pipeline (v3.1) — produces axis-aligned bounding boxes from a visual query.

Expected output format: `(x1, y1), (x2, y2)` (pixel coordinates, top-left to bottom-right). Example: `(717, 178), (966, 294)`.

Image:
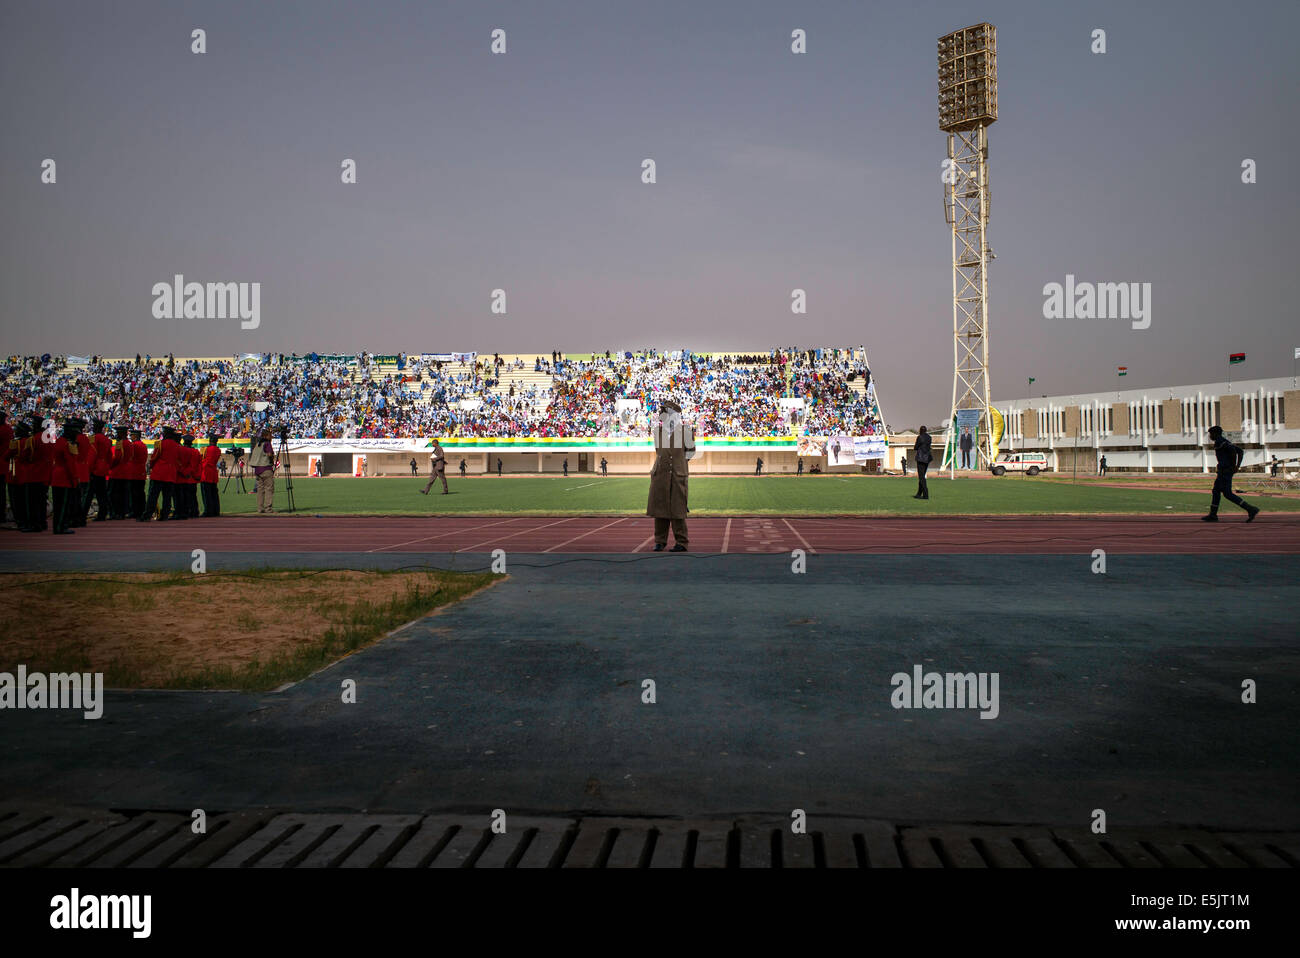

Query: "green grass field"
(213, 474), (1300, 516)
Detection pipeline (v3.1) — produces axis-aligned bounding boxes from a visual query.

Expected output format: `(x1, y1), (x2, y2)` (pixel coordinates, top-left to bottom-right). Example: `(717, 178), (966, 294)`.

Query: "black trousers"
(916, 462), (929, 498)
(86, 475), (110, 520)
(1210, 473), (1249, 512)
(26, 483), (48, 529)
(8, 482), (27, 528)
(73, 482), (90, 524)
(108, 478), (128, 518)
(129, 479), (146, 518)
(960, 449), (971, 469)
(143, 479), (174, 520)
(52, 485), (77, 533)
(201, 482), (220, 516)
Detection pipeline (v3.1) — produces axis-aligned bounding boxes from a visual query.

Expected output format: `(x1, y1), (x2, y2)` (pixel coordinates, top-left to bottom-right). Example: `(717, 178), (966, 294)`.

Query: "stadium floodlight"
(938, 23), (997, 470)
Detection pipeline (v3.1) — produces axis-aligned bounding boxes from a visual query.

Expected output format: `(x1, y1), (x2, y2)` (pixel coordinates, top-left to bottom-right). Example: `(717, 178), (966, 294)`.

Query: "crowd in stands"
(1, 347), (883, 439)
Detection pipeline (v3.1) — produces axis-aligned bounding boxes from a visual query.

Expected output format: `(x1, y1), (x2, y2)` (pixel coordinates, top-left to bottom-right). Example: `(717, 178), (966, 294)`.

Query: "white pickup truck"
(990, 452), (1050, 476)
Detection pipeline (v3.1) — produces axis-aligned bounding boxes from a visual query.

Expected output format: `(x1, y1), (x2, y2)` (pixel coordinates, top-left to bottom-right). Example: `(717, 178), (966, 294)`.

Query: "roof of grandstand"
(1, 348), (885, 439)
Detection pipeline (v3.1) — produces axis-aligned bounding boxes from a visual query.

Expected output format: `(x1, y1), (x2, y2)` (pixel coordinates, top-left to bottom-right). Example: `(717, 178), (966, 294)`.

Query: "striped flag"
(1229, 353), (1246, 365)
(1117, 366), (1127, 377)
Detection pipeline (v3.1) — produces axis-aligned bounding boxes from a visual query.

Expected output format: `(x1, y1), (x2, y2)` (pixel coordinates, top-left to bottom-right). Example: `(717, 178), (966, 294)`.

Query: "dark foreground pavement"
(2, 807), (1295, 867)
(1, 553), (1297, 832)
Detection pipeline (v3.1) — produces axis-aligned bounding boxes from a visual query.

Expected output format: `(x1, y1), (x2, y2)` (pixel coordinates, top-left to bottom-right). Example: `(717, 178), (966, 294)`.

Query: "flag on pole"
(1229, 353), (1246, 365)
(1028, 377), (1035, 384)
(1117, 366), (1127, 377)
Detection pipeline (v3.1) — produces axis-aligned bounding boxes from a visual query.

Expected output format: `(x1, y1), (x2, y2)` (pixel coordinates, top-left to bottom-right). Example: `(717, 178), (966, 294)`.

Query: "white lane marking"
(367, 516), (524, 553)
(543, 517), (629, 553)
(721, 518), (732, 554)
(456, 516), (580, 553)
(564, 480), (605, 491)
(782, 517), (817, 554)
(633, 534), (656, 553)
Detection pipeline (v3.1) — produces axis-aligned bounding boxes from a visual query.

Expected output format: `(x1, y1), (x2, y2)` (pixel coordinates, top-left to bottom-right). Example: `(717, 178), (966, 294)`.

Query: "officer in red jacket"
(7, 421), (30, 530)
(107, 425), (132, 519)
(71, 419), (95, 526)
(141, 426), (181, 521)
(128, 428), (147, 519)
(21, 413), (53, 532)
(50, 417), (84, 534)
(85, 417), (113, 522)
(174, 433), (199, 519)
(0, 412), (11, 527)
(201, 433), (222, 517)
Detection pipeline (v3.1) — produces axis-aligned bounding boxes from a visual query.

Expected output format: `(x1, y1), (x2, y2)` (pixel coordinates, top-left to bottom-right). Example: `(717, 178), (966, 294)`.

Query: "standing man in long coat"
(421, 439), (449, 495)
(646, 399), (696, 552)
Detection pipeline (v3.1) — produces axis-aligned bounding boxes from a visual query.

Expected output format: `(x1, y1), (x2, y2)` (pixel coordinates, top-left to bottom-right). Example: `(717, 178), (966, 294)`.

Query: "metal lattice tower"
(937, 24), (997, 469)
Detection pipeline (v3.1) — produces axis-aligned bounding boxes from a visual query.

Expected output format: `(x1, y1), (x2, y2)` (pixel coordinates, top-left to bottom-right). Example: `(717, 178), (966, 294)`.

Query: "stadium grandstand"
(1, 347), (888, 475)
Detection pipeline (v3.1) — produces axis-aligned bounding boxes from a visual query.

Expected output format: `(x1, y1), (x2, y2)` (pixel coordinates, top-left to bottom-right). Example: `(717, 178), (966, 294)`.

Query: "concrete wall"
(1160, 399), (1180, 433)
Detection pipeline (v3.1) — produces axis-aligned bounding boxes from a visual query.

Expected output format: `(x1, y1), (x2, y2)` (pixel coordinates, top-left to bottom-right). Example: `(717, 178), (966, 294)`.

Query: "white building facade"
(993, 376), (1297, 473)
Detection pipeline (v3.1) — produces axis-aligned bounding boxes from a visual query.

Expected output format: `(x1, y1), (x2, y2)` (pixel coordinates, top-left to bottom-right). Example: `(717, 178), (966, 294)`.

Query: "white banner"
(826, 436), (855, 466)
(853, 436), (888, 461)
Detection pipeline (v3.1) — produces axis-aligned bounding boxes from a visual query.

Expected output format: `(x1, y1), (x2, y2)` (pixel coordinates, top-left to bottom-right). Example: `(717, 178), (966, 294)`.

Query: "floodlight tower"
(938, 23), (997, 470)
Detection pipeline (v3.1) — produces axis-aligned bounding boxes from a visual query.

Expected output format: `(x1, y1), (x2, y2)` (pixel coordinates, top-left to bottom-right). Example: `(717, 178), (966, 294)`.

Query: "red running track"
(5, 514), (1300, 555)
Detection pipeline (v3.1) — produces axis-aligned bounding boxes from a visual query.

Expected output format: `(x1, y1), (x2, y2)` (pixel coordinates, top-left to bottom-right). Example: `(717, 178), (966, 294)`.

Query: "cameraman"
(247, 426), (276, 514)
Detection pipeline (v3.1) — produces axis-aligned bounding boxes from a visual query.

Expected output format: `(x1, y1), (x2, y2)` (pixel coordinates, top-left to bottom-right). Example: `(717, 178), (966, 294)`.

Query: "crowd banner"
(452, 351), (476, 362)
(306, 455), (322, 477)
(351, 454), (368, 477)
(826, 436), (856, 466)
(797, 436), (827, 457)
(852, 436), (888, 461)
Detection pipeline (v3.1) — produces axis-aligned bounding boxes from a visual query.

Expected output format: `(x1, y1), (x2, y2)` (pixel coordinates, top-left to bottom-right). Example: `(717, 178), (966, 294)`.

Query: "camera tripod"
(221, 454), (248, 495)
(276, 433), (296, 513)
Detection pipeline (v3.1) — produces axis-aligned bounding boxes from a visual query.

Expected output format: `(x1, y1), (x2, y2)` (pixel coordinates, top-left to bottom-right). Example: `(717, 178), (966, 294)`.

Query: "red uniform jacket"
(178, 446), (199, 484)
(50, 437), (81, 489)
(0, 423), (12, 480)
(22, 432), (53, 485)
(6, 437), (23, 485)
(92, 433), (113, 478)
(150, 438), (181, 483)
(201, 445), (221, 483)
(76, 436), (94, 484)
(108, 439), (132, 480)
(129, 440), (148, 481)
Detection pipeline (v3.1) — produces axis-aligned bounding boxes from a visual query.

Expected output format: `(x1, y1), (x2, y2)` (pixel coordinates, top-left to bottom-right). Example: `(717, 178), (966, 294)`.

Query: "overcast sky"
(2, 0), (1296, 427)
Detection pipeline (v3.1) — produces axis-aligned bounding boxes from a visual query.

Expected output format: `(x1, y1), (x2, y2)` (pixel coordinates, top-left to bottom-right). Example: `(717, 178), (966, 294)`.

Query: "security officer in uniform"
(107, 425), (132, 519)
(1202, 425), (1259, 522)
(7, 421), (29, 530)
(200, 433), (222, 517)
(0, 412), (10, 526)
(128, 428), (147, 518)
(50, 417), (84, 534)
(86, 418), (113, 521)
(141, 426), (181, 521)
(21, 413), (52, 532)
(645, 399), (696, 551)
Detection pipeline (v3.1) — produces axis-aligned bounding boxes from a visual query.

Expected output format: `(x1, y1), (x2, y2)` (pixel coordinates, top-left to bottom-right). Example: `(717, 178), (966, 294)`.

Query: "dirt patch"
(1, 569), (498, 690)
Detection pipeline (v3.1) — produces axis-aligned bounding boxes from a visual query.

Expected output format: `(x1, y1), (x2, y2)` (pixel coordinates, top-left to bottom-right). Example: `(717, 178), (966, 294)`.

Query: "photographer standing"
(248, 426), (276, 514)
